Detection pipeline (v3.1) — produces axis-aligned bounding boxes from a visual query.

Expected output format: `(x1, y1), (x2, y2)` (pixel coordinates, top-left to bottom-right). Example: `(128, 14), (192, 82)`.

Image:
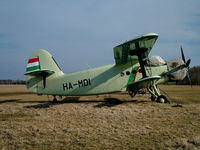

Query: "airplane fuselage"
(28, 62), (168, 96)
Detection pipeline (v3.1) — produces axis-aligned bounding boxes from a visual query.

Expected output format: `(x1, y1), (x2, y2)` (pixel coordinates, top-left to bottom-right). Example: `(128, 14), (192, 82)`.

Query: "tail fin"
(25, 50), (63, 93)
(25, 49), (62, 75)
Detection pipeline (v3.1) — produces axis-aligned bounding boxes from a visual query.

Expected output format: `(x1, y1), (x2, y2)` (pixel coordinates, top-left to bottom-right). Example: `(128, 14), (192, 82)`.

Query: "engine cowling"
(166, 58), (187, 80)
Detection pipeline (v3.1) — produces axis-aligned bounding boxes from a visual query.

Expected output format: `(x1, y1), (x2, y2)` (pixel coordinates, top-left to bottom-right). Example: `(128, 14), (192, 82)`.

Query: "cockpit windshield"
(146, 56), (166, 66)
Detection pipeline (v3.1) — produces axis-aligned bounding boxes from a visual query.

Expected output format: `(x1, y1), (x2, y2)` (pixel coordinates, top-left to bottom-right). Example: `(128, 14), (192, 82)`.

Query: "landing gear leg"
(53, 95), (57, 103)
(147, 80), (169, 103)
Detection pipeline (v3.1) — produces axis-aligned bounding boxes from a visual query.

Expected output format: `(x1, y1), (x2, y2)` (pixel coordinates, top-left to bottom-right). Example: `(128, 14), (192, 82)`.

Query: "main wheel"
(156, 95), (169, 103)
(128, 90), (137, 98)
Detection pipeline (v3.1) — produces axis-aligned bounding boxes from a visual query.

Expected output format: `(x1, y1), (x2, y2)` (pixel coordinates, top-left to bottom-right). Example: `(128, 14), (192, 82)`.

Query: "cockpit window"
(147, 56), (166, 66)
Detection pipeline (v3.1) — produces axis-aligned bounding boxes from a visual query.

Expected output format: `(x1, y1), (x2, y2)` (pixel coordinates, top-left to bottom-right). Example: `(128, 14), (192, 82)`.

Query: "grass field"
(0, 85), (200, 150)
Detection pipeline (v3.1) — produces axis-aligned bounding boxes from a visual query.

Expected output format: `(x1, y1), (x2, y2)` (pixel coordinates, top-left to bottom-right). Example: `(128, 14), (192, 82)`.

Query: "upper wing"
(113, 33), (158, 64)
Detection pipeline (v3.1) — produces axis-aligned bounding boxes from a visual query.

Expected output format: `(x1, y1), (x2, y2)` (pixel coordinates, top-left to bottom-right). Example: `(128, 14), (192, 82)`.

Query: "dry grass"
(160, 85), (200, 104)
(0, 85), (200, 150)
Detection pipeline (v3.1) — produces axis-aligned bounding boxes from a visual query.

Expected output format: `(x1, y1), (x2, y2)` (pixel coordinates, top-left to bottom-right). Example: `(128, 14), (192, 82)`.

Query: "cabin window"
(126, 71), (130, 75)
(120, 72), (125, 77)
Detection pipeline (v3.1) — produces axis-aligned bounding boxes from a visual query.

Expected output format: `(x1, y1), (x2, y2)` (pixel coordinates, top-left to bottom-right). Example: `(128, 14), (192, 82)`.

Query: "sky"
(0, 0), (199, 80)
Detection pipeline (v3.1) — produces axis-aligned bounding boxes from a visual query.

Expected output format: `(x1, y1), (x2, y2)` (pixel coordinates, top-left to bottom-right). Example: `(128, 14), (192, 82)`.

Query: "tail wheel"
(53, 95), (57, 103)
(156, 95), (169, 103)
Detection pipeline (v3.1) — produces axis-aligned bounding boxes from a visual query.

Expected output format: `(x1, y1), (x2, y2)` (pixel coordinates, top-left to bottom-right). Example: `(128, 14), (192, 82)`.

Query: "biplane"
(25, 33), (191, 103)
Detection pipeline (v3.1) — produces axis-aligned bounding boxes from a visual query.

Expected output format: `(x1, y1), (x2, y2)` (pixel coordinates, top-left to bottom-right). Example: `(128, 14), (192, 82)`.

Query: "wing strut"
(135, 42), (148, 78)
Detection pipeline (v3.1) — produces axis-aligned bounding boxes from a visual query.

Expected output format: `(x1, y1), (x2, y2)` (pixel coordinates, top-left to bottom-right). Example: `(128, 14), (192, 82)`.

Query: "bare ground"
(0, 85), (200, 150)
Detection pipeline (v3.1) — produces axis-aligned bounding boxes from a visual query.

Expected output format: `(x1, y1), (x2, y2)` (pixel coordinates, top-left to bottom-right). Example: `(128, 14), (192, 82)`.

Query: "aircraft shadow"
(24, 102), (58, 109)
(0, 97), (148, 109)
(94, 98), (149, 108)
(94, 98), (123, 108)
(0, 99), (21, 104)
(22, 97), (148, 109)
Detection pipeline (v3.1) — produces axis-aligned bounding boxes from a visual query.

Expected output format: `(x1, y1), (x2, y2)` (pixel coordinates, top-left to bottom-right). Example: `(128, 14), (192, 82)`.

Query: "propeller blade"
(163, 64), (186, 75)
(187, 72), (192, 85)
(181, 46), (191, 86)
(186, 59), (191, 68)
(181, 46), (186, 63)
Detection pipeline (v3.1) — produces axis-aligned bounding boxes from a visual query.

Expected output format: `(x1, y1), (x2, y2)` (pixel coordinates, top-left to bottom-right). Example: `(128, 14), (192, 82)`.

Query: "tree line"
(0, 80), (26, 85)
(177, 66), (200, 85)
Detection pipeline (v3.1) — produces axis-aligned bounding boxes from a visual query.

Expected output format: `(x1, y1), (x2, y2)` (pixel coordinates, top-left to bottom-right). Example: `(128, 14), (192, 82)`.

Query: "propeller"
(180, 46), (192, 85)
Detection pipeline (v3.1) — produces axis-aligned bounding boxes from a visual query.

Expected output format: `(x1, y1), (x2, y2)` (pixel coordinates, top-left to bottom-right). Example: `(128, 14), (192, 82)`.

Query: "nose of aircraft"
(167, 58), (187, 80)
(166, 46), (191, 82)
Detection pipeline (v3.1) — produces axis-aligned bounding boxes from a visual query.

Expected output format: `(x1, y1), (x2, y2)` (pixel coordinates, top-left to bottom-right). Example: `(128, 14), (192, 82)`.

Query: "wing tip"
(141, 32), (159, 37)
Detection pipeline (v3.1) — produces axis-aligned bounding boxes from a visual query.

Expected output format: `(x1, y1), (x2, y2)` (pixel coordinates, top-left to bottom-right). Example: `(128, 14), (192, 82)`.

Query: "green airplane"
(25, 33), (191, 103)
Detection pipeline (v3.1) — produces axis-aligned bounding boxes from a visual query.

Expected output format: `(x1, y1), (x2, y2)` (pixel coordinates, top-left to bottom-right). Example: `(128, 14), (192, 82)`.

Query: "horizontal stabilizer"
(24, 69), (54, 76)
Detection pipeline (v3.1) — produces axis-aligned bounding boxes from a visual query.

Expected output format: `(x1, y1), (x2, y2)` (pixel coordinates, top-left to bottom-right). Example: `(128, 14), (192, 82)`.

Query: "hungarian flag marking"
(26, 57), (40, 72)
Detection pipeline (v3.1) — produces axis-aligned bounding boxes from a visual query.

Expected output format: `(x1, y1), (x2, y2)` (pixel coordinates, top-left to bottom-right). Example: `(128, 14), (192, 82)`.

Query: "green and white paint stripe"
(26, 57), (40, 72)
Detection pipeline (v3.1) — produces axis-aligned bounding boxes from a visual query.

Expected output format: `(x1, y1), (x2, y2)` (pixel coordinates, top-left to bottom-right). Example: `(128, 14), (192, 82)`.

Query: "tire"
(156, 95), (169, 103)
